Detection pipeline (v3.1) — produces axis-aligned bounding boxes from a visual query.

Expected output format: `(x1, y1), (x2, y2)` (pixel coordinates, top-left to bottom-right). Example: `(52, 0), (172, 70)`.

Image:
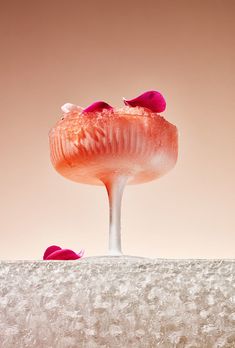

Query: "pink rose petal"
(123, 90), (166, 113)
(43, 245), (61, 260)
(45, 248), (81, 260)
(82, 101), (113, 113)
(43, 245), (84, 260)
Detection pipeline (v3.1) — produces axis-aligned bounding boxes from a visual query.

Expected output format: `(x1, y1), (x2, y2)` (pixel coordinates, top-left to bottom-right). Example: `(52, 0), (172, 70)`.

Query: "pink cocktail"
(49, 91), (178, 255)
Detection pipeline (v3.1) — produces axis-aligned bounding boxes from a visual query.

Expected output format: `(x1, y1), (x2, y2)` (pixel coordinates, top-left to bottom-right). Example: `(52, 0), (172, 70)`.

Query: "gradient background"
(1, 0), (235, 259)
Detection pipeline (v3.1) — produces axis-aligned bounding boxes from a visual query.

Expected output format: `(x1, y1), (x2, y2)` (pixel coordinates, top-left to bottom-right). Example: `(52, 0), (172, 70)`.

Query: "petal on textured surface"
(43, 245), (62, 260)
(45, 249), (81, 260)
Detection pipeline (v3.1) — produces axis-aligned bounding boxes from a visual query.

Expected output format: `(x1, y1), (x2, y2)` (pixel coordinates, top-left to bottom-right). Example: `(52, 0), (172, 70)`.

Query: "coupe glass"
(49, 105), (178, 255)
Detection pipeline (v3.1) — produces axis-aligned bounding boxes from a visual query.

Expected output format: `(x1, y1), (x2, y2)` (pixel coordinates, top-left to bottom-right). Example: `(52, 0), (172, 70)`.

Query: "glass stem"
(104, 175), (128, 256)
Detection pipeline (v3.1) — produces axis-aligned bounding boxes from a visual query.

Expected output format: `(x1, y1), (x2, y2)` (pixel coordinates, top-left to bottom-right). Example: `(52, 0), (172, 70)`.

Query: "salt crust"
(1, 256), (235, 347)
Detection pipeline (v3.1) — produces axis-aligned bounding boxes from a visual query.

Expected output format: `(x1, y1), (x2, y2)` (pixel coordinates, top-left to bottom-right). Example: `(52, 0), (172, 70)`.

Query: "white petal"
(61, 103), (78, 113)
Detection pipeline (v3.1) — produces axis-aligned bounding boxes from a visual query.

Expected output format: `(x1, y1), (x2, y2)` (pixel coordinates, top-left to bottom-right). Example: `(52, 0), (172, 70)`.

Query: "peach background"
(1, 0), (235, 259)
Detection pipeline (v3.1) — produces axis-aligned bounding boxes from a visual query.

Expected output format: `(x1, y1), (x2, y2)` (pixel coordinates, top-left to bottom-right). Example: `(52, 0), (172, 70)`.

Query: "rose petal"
(123, 90), (166, 113)
(77, 249), (85, 258)
(43, 245), (62, 260)
(82, 101), (113, 113)
(45, 248), (81, 260)
(61, 103), (80, 113)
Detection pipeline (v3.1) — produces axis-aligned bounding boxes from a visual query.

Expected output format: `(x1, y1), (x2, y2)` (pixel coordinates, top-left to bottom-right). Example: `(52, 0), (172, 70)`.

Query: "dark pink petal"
(123, 90), (166, 113)
(43, 245), (61, 260)
(82, 101), (113, 113)
(45, 248), (82, 260)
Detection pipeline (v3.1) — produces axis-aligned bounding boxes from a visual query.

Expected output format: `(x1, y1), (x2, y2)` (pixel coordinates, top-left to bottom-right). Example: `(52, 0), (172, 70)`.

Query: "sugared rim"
(49, 105), (176, 136)
(49, 90), (175, 134)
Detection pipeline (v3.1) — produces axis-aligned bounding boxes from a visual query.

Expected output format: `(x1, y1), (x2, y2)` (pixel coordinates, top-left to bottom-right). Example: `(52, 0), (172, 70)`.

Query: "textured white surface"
(0, 257), (235, 348)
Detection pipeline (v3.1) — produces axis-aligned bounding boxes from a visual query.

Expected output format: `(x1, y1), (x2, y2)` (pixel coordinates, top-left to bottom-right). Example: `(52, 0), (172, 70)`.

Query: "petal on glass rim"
(82, 101), (113, 113)
(123, 90), (166, 113)
(61, 103), (81, 113)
